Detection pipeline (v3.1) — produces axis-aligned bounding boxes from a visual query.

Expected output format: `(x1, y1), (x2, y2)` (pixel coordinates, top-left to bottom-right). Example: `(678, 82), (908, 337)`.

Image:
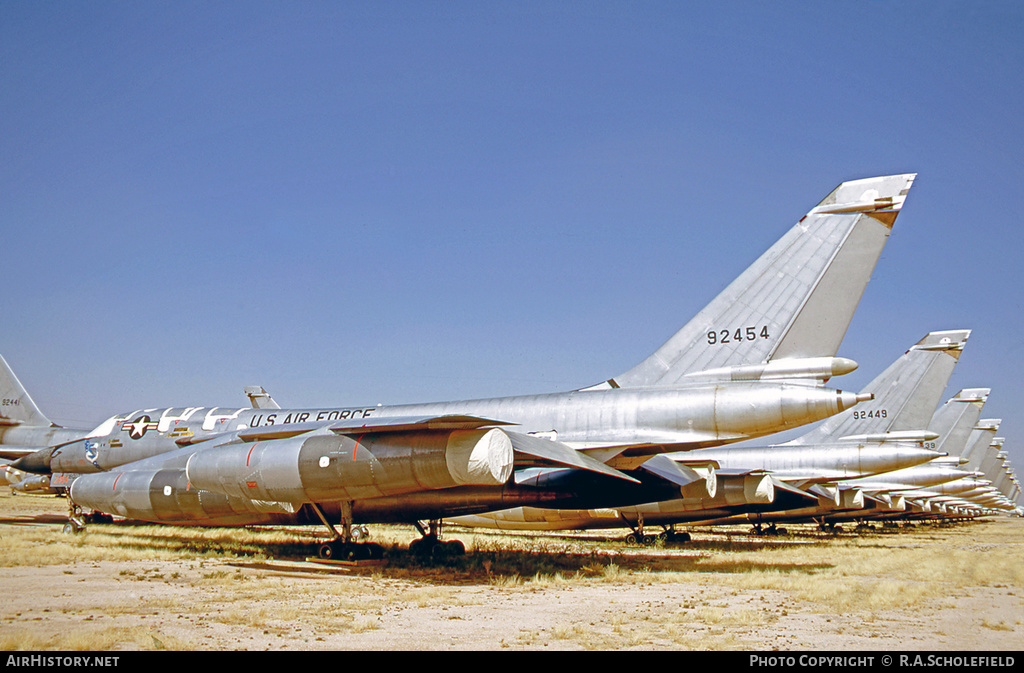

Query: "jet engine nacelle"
(839, 488), (864, 509)
(718, 474), (775, 505)
(186, 427), (514, 503)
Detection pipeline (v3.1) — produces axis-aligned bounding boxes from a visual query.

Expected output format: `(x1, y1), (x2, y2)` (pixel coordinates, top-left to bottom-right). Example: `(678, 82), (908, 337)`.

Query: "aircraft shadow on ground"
(51, 519), (840, 582)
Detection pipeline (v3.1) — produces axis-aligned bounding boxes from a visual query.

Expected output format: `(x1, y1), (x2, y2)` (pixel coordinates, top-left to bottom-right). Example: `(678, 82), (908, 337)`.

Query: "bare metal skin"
(2, 175), (921, 534)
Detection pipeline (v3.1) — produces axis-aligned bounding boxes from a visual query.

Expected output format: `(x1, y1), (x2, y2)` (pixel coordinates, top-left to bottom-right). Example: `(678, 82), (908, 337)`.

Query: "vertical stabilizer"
(962, 419), (1001, 469)
(245, 386), (281, 410)
(608, 174), (917, 388)
(927, 389), (990, 457)
(0, 355), (53, 428)
(780, 330), (969, 445)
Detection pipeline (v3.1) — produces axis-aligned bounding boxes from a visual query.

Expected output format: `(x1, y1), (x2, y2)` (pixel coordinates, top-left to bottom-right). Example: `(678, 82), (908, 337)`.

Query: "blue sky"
(2, 2), (1022, 483)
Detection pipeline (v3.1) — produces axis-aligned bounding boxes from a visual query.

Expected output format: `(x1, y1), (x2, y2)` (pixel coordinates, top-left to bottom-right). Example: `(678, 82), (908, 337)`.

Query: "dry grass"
(0, 626), (192, 651)
(1, 490), (1021, 650)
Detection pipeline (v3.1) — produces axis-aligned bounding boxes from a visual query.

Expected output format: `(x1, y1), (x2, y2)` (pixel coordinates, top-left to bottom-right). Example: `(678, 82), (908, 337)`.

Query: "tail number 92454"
(707, 326), (770, 345)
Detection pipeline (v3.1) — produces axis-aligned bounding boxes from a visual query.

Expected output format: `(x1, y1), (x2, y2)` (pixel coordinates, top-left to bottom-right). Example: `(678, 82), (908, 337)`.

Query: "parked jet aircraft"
(452, 329), (968, 539)
(815, 388), (991, 525)
(7, 174), (915, 557)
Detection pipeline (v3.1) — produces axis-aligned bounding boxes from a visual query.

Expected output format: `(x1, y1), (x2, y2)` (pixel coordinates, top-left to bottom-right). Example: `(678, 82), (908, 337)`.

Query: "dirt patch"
(0, 492), (1021, 650)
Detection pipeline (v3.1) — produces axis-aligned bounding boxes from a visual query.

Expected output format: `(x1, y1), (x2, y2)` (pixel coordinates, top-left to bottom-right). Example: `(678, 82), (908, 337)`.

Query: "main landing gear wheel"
(409, 519), (465, 560)
(409, 535), (465, 559)
(659, 530), (691, 544)
(751, 523), (787, 536)
(64, 502), (88, 535)
(624, 532), (657, 546)
(317, 540), (385, 561)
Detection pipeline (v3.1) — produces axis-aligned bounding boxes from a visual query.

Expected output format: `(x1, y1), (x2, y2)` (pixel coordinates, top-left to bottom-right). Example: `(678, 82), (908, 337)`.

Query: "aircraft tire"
(430, 539), (465, 559)
(660, 531), (691, 544)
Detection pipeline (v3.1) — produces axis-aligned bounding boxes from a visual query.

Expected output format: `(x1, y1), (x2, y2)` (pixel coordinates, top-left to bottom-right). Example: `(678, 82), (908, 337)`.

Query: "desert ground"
(0, 490), (1021, 651)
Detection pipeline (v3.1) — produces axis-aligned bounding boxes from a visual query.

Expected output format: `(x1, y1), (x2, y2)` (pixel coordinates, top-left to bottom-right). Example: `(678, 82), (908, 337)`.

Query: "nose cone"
(10, 448), (52, 474)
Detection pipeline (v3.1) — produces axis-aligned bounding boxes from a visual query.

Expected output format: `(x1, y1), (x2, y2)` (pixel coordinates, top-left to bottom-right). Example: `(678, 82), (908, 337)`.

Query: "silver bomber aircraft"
(803, 388), (991, 526)
(6, 174), (915, 557)
(452, 329), (968, 539)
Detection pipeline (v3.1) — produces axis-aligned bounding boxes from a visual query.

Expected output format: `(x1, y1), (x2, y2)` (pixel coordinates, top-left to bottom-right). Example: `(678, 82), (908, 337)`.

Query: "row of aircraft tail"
(1, 173), (1019, 559)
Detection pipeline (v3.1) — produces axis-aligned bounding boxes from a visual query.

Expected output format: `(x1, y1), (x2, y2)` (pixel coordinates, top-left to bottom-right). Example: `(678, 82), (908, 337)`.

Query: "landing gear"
(624, 513), (654, 545)
(624, 531), (656, 546)
(63, 502), (87, 535)
(310, 501), (384, 562)
(409, 520), (465, 559)
(622, 516), (691, 546)
(750, 523), (788, 536)
(62, 520), (83, 535)
(659, 528), (691, 544)
(317, 539), (385, 561)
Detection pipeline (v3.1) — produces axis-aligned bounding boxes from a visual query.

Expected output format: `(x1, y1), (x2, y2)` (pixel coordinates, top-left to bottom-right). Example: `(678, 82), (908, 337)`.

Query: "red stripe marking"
(246, 442), (259, 467)
(352, 435), (363, 461)
(112, 473), (122, 491)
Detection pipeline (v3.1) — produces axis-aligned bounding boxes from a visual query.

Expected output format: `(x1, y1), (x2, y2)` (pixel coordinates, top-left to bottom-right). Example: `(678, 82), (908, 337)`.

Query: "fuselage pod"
(718, 473), (775, 506)
(185, 427), (514, 503)
(67, 467), (298, 524)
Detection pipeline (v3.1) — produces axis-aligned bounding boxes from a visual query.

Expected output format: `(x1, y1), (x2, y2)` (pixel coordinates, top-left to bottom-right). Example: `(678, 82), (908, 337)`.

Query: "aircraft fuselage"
(37, 382), (861, 475)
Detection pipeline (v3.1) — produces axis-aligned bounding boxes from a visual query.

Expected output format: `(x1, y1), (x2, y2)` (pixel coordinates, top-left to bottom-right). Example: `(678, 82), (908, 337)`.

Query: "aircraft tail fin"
(962, 419), (1001, 470)
(927, 389), (990, 458)
(0, 354), (54, 428)
(245, 386), (281, 410)
(781, 329), (969, 446)
(603, 174), (917, 389)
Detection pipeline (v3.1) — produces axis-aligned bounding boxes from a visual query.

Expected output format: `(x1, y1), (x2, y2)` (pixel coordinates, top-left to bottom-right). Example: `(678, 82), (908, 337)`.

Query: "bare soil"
(0, 492), (1021, 651)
